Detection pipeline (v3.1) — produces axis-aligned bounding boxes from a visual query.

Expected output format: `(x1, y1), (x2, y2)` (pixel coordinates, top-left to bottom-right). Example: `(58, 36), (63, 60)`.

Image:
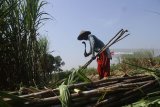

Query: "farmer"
(77, 30), (112, 79)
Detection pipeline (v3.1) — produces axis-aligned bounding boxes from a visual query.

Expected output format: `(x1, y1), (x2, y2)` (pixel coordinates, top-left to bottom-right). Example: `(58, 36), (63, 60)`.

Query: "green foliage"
(121, 50), (156, 68)
(82, 67), (97, 76)
(37, 37), (65, 84)
(58, 67), (94, 107)
(111, 50), (160, 76)
(111, 50), (160, 107)
(0, 0), (65, 90)
(0, 0), (48, 89)
(59, 85), (71, 107)
(124, 94), (160, 107)
(48, 71), (71, 88)
(53, 56), (65, 72)
(49, 67), (95, 87)
(123, 56), (160, 107)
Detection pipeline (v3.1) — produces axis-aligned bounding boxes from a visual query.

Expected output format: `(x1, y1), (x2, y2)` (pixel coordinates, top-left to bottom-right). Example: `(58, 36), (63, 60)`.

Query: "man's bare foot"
(123, 73), (129, 77)
(103, 77), (108, 79)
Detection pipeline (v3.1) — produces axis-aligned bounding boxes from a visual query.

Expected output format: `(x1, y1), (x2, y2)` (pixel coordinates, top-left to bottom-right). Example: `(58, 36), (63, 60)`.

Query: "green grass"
(110, 50), (160, 76)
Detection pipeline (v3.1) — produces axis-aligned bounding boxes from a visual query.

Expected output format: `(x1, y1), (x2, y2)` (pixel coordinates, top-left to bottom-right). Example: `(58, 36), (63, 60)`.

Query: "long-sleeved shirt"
(88, 34), (112, 59)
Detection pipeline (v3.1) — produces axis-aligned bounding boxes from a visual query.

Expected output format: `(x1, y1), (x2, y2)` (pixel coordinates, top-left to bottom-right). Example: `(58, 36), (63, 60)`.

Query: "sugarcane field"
(1, 0), (160, 107)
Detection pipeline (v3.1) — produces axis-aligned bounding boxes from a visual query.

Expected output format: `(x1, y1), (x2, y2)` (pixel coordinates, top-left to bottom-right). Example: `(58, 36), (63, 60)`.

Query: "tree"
(53, 56), (65, 72)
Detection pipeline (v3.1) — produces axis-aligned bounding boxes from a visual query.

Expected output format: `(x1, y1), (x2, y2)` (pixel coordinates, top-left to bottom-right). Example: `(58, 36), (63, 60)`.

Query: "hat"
(77, 30), (91, 40)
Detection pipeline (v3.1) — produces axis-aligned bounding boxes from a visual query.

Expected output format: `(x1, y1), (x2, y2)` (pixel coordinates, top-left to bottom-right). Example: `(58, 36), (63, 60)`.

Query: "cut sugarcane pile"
(10, 75), (160, 107)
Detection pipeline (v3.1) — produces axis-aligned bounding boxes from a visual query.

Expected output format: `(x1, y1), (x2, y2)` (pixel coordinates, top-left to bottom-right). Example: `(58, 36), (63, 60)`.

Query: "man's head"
(77, 30), (91, 40)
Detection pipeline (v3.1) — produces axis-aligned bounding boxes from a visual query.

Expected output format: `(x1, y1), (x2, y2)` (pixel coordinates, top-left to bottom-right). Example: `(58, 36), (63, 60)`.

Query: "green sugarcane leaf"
(59, 85), (71, 107)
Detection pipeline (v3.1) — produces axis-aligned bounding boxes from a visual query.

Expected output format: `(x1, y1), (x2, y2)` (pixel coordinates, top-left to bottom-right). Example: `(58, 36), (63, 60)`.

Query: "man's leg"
(97, 57), (103, 79)
(103, 58), (110, 77)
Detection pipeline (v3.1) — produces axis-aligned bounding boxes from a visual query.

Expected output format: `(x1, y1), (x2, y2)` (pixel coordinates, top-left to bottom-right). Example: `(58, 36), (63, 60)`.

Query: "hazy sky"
(40, 0), (160, 70)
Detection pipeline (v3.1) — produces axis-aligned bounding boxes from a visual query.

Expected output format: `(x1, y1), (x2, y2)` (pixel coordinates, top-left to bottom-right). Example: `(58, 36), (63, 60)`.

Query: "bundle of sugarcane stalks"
(5, 74), (159, 107)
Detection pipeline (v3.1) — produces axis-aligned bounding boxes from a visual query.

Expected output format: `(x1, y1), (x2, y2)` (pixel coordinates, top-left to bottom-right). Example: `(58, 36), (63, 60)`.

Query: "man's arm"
(88, 35), (95, 57)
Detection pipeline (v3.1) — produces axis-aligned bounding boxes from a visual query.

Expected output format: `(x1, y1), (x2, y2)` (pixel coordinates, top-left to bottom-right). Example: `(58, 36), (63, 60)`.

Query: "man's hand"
(91, 56), (96, 60)
(84, 52), (89, 57)
(84, 52), (92, 57)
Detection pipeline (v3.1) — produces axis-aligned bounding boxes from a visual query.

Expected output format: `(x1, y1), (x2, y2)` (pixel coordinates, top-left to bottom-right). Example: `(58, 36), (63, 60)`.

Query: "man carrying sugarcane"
(77, 31), (112, 79)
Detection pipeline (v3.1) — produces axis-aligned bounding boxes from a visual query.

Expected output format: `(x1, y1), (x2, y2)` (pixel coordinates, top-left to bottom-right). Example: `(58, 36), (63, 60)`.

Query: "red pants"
(97, 51), (110, 79)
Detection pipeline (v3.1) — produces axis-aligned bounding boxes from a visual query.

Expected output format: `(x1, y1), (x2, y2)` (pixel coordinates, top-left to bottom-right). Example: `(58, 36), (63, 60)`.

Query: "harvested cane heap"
(19, 75), (160, 107)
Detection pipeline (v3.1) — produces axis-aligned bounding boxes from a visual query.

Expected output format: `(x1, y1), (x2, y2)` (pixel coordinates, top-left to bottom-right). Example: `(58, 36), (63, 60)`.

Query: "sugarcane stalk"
(19, 89), (57, 98)
(123, 75), (155, 83)
(90, 75), (149, 85)
(19, 75), (153, 99)
(106, 81), (160, 107)
(20, 76), (158, 107)
(93, 78), (153, 89)
(94, 80), (160, 107)
(27, 87), (130, 106)
(71, 96), (100, 107)
(27, 95), (61, 107)
(98, 80), (152, 90)
(27, 80), (152, 106)
(8, 91), (19, 95)
(68, 75), (149, 89)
